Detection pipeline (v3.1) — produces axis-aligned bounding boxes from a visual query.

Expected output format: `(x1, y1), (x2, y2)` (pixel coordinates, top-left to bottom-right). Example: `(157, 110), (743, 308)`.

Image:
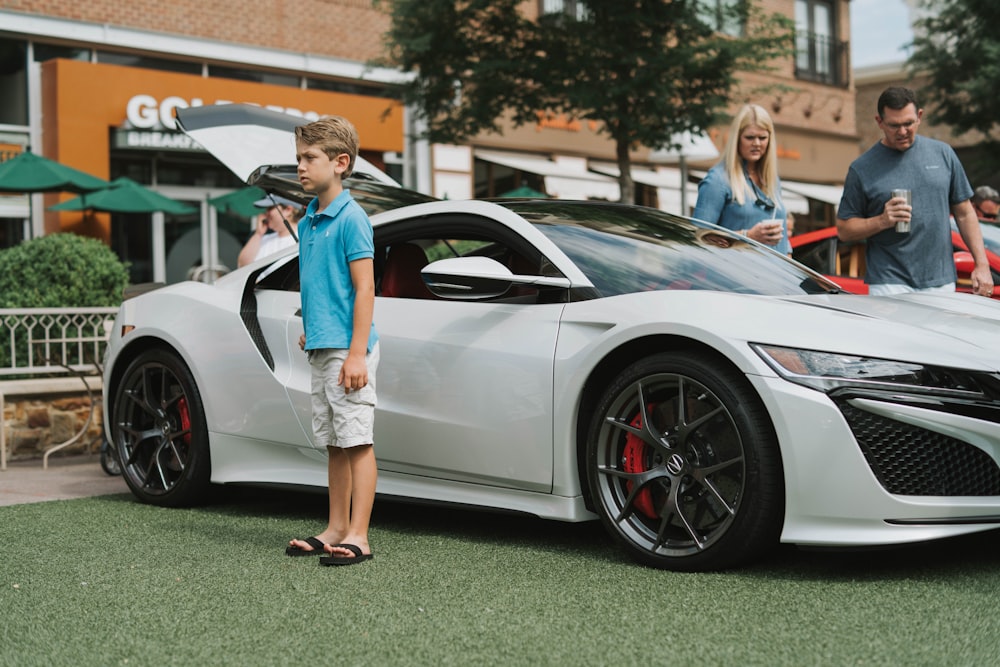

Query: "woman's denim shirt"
(692, 161), (790, 255)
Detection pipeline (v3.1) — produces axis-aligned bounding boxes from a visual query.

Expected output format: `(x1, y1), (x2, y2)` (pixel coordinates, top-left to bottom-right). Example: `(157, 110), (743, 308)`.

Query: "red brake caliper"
(622, 409), (657, 518)
(177, 397), (192, 445)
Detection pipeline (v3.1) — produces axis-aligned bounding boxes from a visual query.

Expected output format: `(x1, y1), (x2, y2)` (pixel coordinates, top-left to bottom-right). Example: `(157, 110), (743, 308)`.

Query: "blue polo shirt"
(298, 189), (378, 352)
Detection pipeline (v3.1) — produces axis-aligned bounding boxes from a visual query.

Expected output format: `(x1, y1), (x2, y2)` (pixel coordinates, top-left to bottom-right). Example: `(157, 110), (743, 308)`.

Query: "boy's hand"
(338, 354), (368, 393)
(298, 333), (306, 350)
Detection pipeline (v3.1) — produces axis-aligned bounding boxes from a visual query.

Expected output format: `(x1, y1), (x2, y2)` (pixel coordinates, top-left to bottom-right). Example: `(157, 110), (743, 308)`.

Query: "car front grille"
(836, 400), (1000, 496)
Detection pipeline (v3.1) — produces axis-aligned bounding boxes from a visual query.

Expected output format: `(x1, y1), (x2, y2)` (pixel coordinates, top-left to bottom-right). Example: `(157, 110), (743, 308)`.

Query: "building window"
(540, 0), (588, 21)
(306, 77), (398, 98)
(0, 217), (25, 248)
(795, 0), (848, 87)
(0, 37), (28, 126)
(208, 65), (300, 88)
(697, 0), (744, 38)
(97, 51), (202, 75)
(33, 43), (91, 64)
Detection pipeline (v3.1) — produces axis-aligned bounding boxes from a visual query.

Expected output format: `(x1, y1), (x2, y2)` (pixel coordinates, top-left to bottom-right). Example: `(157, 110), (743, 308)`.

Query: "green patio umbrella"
(48, 177), (196, 215)
(208, 186), (266, 218)
(498, 185), (550, 198)
(0, 150), (109, 194)
(0, 150), (110, 237)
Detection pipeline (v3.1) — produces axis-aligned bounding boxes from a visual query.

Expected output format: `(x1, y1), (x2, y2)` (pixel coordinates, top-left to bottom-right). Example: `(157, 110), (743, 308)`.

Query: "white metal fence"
(0, 307), (118, 377)
(0, 307), (118, 470)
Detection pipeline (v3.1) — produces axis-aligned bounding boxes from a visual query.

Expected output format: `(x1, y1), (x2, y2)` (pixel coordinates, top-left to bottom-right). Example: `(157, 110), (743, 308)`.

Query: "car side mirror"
(422, 257), (514, 300)
(421, 256), (571, 300)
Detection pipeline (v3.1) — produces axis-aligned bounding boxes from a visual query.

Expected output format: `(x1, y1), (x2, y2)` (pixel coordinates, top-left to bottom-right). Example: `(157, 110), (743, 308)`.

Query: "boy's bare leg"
(287, 446), (352, 552)
(325, 443), (376, 558)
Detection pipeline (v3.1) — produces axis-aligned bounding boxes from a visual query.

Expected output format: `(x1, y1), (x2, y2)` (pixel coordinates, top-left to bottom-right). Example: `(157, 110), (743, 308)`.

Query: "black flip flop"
(319, 543), (373, 566)
(285, 536), (328, 557)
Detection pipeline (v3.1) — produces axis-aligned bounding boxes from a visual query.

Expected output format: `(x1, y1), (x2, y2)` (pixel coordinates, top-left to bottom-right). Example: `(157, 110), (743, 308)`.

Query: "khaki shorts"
(309, 343), (379, 449)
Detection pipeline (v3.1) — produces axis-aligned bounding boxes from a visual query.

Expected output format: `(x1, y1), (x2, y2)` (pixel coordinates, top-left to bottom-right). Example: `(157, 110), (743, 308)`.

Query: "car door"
(250, 255), (315, 448)
(260, 214), (565, 493)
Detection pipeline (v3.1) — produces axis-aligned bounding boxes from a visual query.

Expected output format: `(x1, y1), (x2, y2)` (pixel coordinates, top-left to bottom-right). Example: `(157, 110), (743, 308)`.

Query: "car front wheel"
(111, 349), (211, 506)
(587, 351), (783, 571)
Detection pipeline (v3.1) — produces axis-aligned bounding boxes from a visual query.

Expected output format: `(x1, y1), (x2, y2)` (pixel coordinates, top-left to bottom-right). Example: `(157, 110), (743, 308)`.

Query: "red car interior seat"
(380, 243), (435, 299)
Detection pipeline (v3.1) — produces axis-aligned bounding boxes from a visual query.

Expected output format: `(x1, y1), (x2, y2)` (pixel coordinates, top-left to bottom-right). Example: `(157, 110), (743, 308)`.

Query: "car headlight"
(751, 344), (990, 398)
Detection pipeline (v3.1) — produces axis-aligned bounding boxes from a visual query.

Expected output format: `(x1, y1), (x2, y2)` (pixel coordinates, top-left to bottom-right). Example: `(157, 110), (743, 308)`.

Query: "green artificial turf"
(2, 488), (1000, 666)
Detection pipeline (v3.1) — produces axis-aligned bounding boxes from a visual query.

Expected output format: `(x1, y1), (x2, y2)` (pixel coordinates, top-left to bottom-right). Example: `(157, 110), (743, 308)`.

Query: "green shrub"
(0, 233), (129, 308)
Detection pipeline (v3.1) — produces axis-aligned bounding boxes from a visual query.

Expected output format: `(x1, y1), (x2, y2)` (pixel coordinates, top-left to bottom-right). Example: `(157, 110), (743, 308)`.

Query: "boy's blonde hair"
(720, 103), (781, 206)
(295, 115), (359, 178)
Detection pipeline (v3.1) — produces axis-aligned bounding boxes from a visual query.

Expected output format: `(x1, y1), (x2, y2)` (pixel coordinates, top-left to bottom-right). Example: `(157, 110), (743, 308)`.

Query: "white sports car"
(103, 105), (1000, 571)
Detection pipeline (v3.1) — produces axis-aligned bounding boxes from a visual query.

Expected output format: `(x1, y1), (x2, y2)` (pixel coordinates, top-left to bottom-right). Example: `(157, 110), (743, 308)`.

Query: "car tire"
(586, 351), (783, 571)
(111, 349), (211, 507)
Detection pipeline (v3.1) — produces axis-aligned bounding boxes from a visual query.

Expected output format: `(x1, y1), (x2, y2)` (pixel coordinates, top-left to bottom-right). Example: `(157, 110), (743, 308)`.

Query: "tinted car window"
(502, 201), (839, 297)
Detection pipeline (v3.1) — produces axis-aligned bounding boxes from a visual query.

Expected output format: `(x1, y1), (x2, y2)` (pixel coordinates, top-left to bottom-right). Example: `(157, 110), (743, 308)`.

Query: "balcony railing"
(796, 32), (850, 88)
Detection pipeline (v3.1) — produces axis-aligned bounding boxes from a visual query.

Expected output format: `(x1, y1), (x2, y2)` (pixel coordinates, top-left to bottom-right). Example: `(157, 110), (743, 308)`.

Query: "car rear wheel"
(586, 351), (783, 571)
(111, 349), (211, 506)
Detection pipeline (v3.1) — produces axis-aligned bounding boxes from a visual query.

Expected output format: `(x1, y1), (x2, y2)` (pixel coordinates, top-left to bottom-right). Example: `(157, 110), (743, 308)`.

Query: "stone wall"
(1, 381), (104, 463)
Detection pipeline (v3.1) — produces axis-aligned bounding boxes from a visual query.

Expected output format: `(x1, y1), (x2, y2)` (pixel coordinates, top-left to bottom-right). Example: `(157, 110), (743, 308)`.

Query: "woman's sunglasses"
(755, 193), (775, 212)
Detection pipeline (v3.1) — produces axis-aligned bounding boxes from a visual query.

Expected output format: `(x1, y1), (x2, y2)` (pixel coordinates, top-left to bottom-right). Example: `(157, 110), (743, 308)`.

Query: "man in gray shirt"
(837, 87), (993, 297)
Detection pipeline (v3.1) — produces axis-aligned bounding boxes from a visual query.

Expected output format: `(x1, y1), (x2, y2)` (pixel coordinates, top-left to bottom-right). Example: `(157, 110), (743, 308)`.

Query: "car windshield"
(499, 201), (839, 297)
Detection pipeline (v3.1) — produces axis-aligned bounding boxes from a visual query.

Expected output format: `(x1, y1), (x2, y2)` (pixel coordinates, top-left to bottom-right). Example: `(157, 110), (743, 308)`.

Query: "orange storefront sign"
(40, 58), (403, 237)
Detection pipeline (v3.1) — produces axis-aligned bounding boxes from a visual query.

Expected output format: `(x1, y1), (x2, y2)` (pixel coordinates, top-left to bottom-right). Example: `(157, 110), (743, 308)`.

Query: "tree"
(376, 0), (794, 203)
(907, 0), (1000, 171)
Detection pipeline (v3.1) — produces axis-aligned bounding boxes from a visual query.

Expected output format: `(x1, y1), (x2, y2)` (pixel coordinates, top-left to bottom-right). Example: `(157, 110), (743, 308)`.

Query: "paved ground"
(0, 454), (129, 507)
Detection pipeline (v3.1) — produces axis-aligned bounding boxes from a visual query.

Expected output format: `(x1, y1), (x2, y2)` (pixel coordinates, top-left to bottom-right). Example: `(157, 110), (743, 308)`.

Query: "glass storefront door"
(110, 151), (251, 284)
(111, 188), (255, 285)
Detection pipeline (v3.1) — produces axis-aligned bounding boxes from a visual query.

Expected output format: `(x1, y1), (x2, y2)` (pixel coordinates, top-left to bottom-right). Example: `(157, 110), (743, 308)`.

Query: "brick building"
(0, 0), (859, 282)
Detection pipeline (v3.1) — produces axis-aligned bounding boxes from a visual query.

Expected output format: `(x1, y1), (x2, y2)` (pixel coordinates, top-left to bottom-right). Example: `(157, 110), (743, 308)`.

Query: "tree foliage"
(0, 233), (129, 308)
(376, 0), (794, 203)
(908, 0), (1000, 164)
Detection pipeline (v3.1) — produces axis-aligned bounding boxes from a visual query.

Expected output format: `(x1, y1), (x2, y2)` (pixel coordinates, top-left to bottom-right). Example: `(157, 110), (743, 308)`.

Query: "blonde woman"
(692, 104), (790, 254)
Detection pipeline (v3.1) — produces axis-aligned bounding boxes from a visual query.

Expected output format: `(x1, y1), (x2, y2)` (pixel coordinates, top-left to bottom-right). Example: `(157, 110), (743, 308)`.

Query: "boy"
(285, 116), (379, 565)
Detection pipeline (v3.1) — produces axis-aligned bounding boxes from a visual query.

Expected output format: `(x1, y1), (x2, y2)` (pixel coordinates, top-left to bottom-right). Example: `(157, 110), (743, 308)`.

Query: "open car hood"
(176, 104), (435, 215)
(176, 104), (399, 186)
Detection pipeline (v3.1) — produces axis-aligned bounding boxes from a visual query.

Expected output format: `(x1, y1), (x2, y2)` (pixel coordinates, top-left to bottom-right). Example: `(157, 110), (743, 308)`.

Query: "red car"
(790, 225), (1000, 298)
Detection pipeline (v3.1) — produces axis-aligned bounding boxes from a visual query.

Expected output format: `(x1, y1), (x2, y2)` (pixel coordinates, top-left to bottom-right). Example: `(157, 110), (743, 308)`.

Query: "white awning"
(782, 180), (844, 206)
(656, 187), (702, 216)
(647, 131), (721, 163)
(0, 194), (28, 218)
(475, 149), (620, 201)
(590, 163), (682, 188)
(780, 189), (810, 215)
(591, 163), (699, 215)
